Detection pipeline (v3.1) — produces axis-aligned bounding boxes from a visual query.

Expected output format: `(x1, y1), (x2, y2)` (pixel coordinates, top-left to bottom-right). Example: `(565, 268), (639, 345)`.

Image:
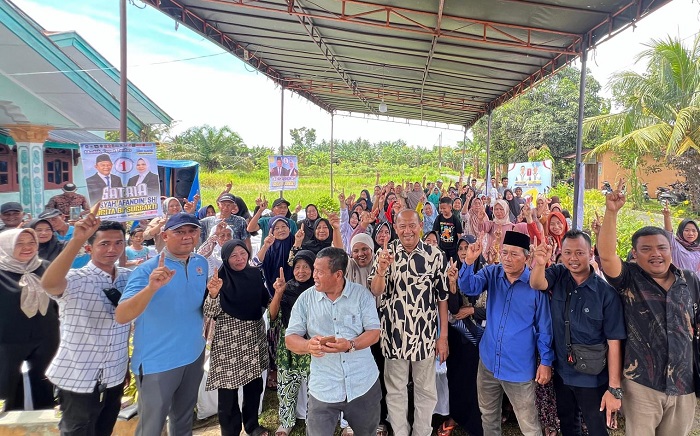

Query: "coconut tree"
(165, 125), (249, 172)
(584, 35), (700, 207)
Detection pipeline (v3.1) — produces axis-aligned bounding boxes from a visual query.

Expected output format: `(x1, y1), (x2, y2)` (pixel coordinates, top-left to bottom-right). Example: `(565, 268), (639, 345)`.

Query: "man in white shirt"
(42, 210), (131, 436)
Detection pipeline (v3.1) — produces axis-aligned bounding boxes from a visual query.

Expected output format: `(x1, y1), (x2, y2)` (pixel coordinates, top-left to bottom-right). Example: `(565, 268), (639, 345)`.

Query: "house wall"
(0, 154), (89, 211)
(597, 151), (684, 198)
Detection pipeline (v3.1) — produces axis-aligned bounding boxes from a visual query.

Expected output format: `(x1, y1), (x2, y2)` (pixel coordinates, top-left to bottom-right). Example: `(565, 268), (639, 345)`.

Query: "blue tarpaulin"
(157, 160), (200, 203)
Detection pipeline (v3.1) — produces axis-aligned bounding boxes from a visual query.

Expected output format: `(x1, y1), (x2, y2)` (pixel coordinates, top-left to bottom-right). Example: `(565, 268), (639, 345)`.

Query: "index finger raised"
(90, 200), (101, 216)
(158, 253), (165, 268)
(616, 178), (625, 191)
(279, 267), (285, 281)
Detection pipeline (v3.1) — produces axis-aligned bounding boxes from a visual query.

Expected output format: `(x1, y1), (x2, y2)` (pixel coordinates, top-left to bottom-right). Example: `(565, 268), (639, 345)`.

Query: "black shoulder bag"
(565, 284), (608, 375)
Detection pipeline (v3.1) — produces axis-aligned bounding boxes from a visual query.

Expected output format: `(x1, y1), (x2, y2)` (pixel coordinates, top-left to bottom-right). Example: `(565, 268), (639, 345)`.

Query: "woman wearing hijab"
(301, 218), (334, 255)
(440, 235), (486, 436)
(340, 198), (361, 254)
(27, 218), (64, 261)
(663, 206), (700, 271)
(480, 200), (531, 264)
(253, 216), (295, 390)
(372, 221), (397, 252)
(297, 204), (319, 243)
(545, 211), (569, 262)
(205, 240), (270, 436)
(463, 197), (487, 237)
(0, 228), (59, 411)
(503, 189), (520, 223)
(360, 189), (374, 211)
(420, 201), (438, 236)
(197, 205), (217, 219)
(428, 186), (441, 208)
(197, 222), (234, 277)
(268, 250), (315, 436)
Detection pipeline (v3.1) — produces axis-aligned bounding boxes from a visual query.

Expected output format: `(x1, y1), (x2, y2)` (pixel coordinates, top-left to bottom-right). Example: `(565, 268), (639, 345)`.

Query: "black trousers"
(446, 326), (483, 436)
(217, 377), (263, 436)
(553, 372), (609, 436)
(58, 382), (124, 436)
(0, 337), (58, 411)
(370, 329), (389, 425)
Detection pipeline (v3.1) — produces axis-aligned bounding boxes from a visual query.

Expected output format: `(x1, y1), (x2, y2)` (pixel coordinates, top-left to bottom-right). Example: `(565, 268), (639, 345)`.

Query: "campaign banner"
(268, 155), (299, 191)
(79, 142), (162, 222)
(508, 160), (553, 197)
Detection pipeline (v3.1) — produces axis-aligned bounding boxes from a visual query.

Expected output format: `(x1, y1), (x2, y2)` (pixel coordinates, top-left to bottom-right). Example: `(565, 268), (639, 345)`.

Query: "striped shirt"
(46, 262), (131, 393)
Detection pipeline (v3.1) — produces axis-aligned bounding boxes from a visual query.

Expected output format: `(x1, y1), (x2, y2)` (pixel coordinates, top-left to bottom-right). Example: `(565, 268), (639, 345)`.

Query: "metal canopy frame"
(142, 0), (671, 127)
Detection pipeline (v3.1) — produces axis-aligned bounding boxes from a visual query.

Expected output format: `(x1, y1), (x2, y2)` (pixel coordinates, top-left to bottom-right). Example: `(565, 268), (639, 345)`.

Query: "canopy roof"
(144, 0), (672, 127)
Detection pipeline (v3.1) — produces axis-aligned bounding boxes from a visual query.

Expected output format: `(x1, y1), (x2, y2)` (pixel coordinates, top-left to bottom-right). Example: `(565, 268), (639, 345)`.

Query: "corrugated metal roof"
(143, 0), (672, 127)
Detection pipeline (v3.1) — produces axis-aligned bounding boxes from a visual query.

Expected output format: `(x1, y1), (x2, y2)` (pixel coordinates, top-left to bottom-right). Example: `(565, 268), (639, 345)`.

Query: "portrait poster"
(508, 160), (553, 198)
(79, 142), (162, 222)
(268, 155), (299, 191)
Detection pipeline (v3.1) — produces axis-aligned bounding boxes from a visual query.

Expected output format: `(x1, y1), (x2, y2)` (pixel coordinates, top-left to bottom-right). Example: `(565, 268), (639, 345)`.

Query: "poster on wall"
(268, 155), (299, 191)
(508, 160), (553, 198)
(79, 142), (162, 222)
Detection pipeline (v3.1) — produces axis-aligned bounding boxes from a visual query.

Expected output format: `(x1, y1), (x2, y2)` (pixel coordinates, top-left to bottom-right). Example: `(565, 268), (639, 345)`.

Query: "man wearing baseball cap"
(247, 196), (298, 240)
(199, 193), (251, 252)
(46, 182), (90, 217)
(39, 208), (74, 242)
(0, 202), (24, 232)
(117, 212), (208, 436)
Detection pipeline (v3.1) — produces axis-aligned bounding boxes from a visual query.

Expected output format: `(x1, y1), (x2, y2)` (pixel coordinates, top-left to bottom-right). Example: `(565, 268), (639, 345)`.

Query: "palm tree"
(164, 125), (248, 172)
(584, 35), (700, 206)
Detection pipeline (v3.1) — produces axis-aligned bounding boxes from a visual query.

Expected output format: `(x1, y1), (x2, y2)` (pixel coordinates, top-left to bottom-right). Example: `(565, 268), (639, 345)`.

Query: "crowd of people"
(0, 175), (699, 436)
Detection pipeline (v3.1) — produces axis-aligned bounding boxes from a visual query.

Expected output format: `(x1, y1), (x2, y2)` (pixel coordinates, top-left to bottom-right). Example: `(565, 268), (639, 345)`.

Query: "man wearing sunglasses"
(41, 209), (131, 436)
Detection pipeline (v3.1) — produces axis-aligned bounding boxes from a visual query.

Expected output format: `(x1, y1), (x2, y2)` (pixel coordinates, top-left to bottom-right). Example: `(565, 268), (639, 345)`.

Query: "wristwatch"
(608, 386), (623, 400)
(345, 340), (356, 353)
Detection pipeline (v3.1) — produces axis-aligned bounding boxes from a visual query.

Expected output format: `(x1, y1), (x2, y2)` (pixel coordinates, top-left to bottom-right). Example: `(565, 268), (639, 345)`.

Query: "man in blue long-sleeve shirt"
(459, 230), (553, 436)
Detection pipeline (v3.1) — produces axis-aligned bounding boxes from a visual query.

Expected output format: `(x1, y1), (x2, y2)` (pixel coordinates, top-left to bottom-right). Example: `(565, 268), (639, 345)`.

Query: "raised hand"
(225, 181), (233, 192)
(662, 201), (670, 217)
(347, 193), (356, 207)
(215, 220), (228, 236)
(605, 178), (626, 212)
(591, 211), (602, 236)
(148, 254), (176, 291)
(327, 213), (341, 230)
(446, 259), (458, 284)
(377, 239), (394, 275)
(294, 224), (305, 247)
(207, 275), (223, 298)
(295, 201), (303, 214)
(532, 242), (553, 267)
(263, 231), (275, 247)
(255, 193), (264, 207)
(73, 202), (102, 243)
(338, 189), (346, 205)
(465, 236), (483, 265)
(183, 197), (196, 214)
(273, 267), (286, 295)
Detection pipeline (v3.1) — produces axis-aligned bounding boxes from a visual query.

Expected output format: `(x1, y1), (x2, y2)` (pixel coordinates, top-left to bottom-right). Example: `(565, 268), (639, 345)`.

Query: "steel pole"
(485, 112), (491, 196)
(330, 113), (335, 197)
(279, 88), (284, 198)
(573, 46), (588, 229)
(119, 0), (127, 142)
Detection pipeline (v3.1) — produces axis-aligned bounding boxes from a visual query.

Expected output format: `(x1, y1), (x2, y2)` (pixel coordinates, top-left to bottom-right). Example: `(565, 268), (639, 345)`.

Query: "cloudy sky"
(10, 0), (700, 149)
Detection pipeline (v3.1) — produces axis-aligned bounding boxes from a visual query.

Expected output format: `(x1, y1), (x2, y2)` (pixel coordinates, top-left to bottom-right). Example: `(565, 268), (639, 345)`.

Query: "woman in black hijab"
(372, 221), (397, 252)
(268, 250), (315, 434)
(27, 218), (64, 261)
(297, 204), (320, 243)
(204, 239), (270, 436)
(301, 218), (333, 254)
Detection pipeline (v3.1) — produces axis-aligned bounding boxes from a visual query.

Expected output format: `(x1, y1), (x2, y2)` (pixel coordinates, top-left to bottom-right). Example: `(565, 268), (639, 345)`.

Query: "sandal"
(275, 426), (291, 436)
(376, 424), (388, 436)
(437, 421), (455, 436)
(250, 426), (269, 436)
